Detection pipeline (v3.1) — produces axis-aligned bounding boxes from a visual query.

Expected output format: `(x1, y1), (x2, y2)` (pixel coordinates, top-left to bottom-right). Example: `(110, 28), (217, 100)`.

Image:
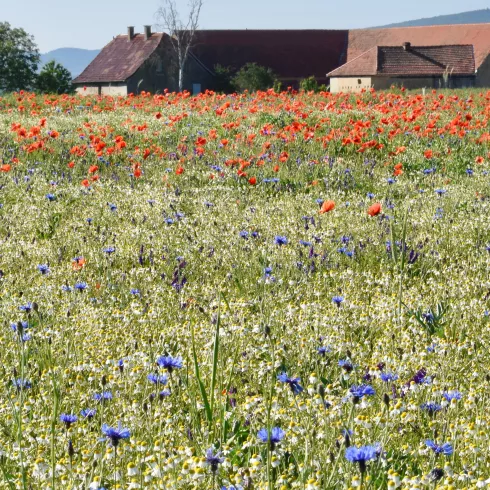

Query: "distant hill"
(378, 9), (490, 28)
(40, 48), (100, 78)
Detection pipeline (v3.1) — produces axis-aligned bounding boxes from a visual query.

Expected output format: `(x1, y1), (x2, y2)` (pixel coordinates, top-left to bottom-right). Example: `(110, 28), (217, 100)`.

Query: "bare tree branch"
(156, 0), (203, 92)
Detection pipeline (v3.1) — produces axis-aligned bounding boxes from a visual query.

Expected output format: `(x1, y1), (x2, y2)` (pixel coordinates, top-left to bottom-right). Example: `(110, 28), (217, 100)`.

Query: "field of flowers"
(1, 87), (490, 489)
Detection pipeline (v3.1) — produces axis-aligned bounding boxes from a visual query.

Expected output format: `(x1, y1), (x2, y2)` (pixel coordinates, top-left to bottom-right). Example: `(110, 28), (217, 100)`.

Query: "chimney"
(128, 26), (135, 41)
(403, 42), (411, 51)
(144, 25), (152, 40)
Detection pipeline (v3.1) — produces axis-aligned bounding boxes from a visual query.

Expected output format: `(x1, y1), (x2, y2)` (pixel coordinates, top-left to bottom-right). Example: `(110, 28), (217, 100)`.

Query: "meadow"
(1, 87), (490, 489)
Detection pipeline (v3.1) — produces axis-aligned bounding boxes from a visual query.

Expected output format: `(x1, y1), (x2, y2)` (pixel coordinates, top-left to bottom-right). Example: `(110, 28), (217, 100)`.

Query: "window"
(192, 83), (201, 95)
(156, 60), (163, 73)
(358, 79), (362, 85)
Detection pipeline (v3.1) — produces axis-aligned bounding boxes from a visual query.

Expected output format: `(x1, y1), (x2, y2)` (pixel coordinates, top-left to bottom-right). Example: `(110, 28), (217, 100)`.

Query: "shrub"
(232, 63), (276, 93)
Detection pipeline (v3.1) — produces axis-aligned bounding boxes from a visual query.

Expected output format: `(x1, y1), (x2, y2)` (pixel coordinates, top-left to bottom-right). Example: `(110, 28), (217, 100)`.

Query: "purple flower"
(147, 373), (168, 386)
(274, 235), (288, 246)
(80, 408), (97, 419)
(205, 448), (224, 473)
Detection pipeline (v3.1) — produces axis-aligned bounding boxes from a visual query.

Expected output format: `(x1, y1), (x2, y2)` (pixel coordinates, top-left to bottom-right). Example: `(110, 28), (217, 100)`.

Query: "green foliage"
(232, 63), (276, 93)
(213, 64), (235, 94)
(37, 60), (73, 94)
(299, 76), (327, 93)
(0, 22), (39, 92)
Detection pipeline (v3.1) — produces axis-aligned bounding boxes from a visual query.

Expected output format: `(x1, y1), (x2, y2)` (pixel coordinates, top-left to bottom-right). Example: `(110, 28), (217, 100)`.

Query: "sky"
(4, 0), (490, 52)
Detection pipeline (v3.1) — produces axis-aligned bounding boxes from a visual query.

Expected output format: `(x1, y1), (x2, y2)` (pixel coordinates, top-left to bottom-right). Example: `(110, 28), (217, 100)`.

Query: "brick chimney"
(403, 42), (411, 51)
(144, 25), (152, 40)
(128, 26), (135, 41)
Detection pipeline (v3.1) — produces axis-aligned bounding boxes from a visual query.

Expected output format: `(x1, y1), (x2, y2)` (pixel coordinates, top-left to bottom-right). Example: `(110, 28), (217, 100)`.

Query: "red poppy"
(424, 150), (433, 159)
(248, 177), (257, 185)
(81, 179), (90, 187)
(367, 203), (382, 217)
(67, 161), (75, 169)
(475, 156), (484, 164)
(319, 200), (335, 214)
(176, 166), (184, 175)
(88, 165), (98, 174)
(0, 164), (11, 172)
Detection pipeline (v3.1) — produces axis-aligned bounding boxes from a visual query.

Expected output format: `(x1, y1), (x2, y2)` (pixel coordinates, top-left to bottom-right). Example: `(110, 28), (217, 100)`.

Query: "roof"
(73, 33), (166, 83)
(189, 30), (348, 81)
(347, 24), (490, 69)
(328, 44), (475, 77)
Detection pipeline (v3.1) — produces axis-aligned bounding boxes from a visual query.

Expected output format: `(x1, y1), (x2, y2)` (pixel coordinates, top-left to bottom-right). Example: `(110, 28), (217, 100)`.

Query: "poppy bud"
(383, 393), (390, 407)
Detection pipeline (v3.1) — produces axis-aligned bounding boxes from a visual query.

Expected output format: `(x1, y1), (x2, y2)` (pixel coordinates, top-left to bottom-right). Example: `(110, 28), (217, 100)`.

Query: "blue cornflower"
(59, 414), (78, 428)
(93, 391), (113, 403)
(338, 359), (354, 372)
(45, 193), (56, 201)
(317, 346), (331, 356)
(300, 240), (312, 247)
(80, 408), (97, 419)
(156, 355), (183, 373)
(130, 288), (140, 295)
(380, 372), (399, 383)
(221, 486), (244, 490)
(165, 217), (174, 225)
(435, 189), (447, 196)
(387, 178), (396, 185)
(350, 384), (376, 399)
(274, 235), (288, 246)
(345, 444), (380, 471)
(19, 302), (34, 313)
(205, 448), (224, 473)
(101, 422), (130, 447)
(466, 168), (474, 176)
(239, 230), (249, 239)
(425, 440), (453, 456)
(277, 372), (303, 395)
(251, 231), (259, 238)
(74, 282), (87, 291)
(257, 427), (285, 450)
(37, 264), (50, 275)
(12, 378), (31, 390)
(62, 285), (72, 292)
(103, 246), (115, 254)
(442, 390), (462, 402)
(332, 296), (344, 307)
(147, 373), (168, 386)
(108, 203), (117, 212)
(367, 192), (375, 199)
(421, 402), (442, 414)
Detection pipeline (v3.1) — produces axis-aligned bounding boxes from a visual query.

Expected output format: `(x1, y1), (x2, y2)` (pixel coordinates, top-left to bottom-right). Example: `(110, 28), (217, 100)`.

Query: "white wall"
(330, 77), (372, 93)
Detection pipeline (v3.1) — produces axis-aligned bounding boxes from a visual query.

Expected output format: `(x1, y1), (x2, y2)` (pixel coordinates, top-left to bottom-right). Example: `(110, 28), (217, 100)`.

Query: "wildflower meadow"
(2, 87), (490, 489)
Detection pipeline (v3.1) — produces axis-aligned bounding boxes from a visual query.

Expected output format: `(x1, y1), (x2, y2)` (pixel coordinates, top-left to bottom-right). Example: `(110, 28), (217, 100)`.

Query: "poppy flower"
(424, 150), (433, 159)
(319, 200), (335, 214)
(81, 179), (90, 187)
(248, 177), (257, 185)
(176, 166), (184, 175)
(67, 161), (75, 169)
(0, 164), (11, 172)
(367, 203), (382, 217)
(88, 165), (98, 174)
(475, 156), (484, 164)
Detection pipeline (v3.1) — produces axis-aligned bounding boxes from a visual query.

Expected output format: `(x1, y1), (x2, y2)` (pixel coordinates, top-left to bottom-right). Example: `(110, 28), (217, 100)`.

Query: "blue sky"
(4, 0), (490, 52)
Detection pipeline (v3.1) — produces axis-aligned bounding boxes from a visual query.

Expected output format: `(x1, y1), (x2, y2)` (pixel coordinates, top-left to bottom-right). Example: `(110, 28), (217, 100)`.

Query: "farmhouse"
(73, 28), (347, 95)
(328, 43), (476, 92)
(73, 23), (490, 95)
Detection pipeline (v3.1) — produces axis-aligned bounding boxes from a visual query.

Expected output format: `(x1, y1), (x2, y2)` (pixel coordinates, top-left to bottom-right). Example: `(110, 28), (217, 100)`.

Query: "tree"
(213, 64), (234, 94)
(0, 22), (39, 92)
(156, 0), (203, 92)
(232, 63), (276, 93)
(37, 60), (73, 94)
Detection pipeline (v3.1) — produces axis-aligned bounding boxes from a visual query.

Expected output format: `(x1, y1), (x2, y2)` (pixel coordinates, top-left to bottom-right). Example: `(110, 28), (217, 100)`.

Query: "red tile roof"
(347, 24), (490, 69)
(328, 44), (475, 77)
(190, 30), (348, 82)
(73, 33), (166, 83)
